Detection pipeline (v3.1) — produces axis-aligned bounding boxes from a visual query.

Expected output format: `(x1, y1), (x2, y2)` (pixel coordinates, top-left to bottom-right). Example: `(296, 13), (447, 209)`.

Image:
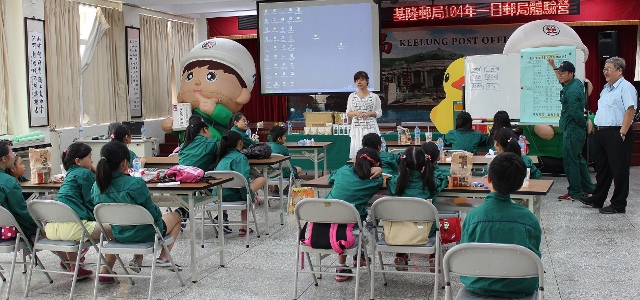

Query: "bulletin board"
(126, 26), (142, 118)
(24, 18), (49, 127)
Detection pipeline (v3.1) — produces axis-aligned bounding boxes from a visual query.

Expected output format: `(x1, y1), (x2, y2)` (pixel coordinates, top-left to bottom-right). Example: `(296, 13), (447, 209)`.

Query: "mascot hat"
(180, 38), (256, 92)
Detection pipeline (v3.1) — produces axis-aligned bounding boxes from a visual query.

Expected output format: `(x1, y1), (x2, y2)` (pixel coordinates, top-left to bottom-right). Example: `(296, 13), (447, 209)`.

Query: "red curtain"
(234, 39), (288, 123)
(572, 26), (638, 112)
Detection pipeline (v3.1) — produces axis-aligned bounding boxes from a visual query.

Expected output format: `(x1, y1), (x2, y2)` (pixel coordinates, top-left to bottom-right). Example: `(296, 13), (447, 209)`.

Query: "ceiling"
(125, 0), (504, 18)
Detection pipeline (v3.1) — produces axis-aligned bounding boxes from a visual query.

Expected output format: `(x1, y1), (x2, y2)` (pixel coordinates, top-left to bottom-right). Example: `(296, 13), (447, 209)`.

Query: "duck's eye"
(444, 73), (450, 83)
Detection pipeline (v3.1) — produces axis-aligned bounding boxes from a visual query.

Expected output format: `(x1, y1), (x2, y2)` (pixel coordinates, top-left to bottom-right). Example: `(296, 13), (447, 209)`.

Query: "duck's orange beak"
(451, 76), (465, 91)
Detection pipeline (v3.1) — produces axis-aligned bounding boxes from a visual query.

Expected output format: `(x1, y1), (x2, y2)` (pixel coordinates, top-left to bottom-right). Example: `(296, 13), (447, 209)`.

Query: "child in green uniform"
(92, 141), (183, 283)
(228, 112), (257, 149)
(461, 152), (542, 298)
(443, 111), (487, 154)
(387, 146), (449, 270)
(112, 124), (145, 168)
(46, 143), (114, 279)
(178, 115), (219, 171)
(212, 131), (266, 237)
(5, 152), (32, 200)
(268, 126), (302, 196)
(482, 128), (541, 179)
(361, 132), (399, 175)
(327, 147), (383, 282)
(422, 142), (450, 177)
(486, 110), (513, 151)
(0, 141), (37, 237)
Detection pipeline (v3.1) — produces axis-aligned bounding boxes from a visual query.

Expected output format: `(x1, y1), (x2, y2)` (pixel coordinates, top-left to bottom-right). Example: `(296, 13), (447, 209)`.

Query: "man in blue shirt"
(579, 57), (637, 214)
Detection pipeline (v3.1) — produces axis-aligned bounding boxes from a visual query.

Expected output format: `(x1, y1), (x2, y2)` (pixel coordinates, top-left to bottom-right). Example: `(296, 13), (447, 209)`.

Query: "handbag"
(241, 142), (272, 159)
(382, 221), (432, 245)
(439, 217), (462, 244)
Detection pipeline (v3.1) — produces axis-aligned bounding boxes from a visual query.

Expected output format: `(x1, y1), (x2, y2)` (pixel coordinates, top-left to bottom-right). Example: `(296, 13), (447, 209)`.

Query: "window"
(78, 4), (97, 58)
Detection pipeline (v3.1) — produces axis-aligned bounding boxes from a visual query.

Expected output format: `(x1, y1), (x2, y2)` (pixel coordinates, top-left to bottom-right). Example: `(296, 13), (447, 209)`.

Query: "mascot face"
(178, 62), (248, 113)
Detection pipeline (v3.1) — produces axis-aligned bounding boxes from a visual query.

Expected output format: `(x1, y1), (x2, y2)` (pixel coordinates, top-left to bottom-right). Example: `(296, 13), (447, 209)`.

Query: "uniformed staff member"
(546, 59), (594, 201)
(0, 140), (37, 237)
(443, 111), (488, 154)
(579, 57), (637, 214)
(92, 141), (184, 284)
(460, 152), (542, 298)
(178, 115), (219, 171)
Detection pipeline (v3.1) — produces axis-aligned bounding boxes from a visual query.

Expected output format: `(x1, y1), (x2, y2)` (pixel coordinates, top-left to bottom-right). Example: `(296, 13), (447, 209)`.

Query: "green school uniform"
(269, 142), (299, 179)
(379, 152), (400, 175)
(326, 165), (383, 220)
(127, 149), (137, 168)
(178, 135), (219, 171)
(91, 172), (164, 243)
(212, 149), (254, 202)
(434, 164), (450, 177)
(460, 192), (541, 298)
(0, 169), (37, 236)
(231, 126), (257, 149)
(443, 130), (488, 154)
(482, 154), (541, 180)
(56, 165), (96, 221)
(387, 170), (448, 204)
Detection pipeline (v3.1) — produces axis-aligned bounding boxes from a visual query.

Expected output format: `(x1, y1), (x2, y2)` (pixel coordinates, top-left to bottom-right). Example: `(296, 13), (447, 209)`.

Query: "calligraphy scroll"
(126, 26), (142, 117)
(25, 18), (48, 127)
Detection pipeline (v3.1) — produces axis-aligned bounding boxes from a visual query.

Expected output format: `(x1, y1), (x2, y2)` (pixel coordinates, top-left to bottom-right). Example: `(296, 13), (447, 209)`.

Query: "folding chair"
(443, 243), (544, 300)
(266, 154), (301, 223)
(0, 206), (52, 300)
(292, 198), (370, 300)
(369, 196), (442, 300)
(92, 203), (185, 300)
(201, 171), (260, 248)
(25, 199), (120, 300)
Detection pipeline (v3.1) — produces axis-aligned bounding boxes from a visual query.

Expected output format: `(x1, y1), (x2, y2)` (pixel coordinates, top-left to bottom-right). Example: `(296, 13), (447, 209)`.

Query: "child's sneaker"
(213, 213), (232, 233)
(335, 268), (353, 282)
(394, 254), (409, 271)
(156, 258), (183, 272)
(98, 272), (116, 285)
(73, 266), (93, 280)
(352, 252), (370, 267)
(129, 257), (142, 273)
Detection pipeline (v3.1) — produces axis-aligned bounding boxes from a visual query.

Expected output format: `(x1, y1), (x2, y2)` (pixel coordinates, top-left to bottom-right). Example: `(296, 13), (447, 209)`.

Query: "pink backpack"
(300, 222), (356, 255)
(165, 165), (204, 183)
(0, 205), (17, 240)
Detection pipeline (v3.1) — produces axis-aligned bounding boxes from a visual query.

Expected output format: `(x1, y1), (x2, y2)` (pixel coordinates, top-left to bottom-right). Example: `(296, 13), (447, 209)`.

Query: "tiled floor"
(1, 166), (639, 299)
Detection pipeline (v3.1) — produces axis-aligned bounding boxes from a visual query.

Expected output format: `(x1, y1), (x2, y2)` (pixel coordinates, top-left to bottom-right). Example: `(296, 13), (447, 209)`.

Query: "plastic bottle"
(414, 126), (421, 145)
(310, 138), (315, 146)
(141, 123), (146, 139)
(246, 127), (252, 138)
(436, 137), (444, 162)
(132, 156), (142, 177)
(287, 122), (292, 135)
(397, 129), (403, 144)
(78, 126), (84, 139)
(522, 135), (529, 154)
(518, 135), (526, 155)
(381, 136), (387, 152)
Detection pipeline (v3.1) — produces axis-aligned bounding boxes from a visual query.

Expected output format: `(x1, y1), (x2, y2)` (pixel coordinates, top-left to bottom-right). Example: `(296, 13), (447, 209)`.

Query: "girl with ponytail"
(178, 115), (219, 171)
(483, 128), (541, 179)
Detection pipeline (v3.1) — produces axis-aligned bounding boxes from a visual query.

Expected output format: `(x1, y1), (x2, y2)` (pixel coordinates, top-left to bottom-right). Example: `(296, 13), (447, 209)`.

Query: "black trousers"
(590, 129), (634, 210)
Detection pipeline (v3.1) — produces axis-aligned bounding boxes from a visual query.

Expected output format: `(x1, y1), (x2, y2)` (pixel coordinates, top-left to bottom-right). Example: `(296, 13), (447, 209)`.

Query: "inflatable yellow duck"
(430, 57), (465, 133)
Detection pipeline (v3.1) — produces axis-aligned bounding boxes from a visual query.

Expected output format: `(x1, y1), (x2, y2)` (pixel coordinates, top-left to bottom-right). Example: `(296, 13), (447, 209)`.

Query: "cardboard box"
(304, 112), (334, 127)
(449, 152), (473, 187)
(172, 103), (192, 131)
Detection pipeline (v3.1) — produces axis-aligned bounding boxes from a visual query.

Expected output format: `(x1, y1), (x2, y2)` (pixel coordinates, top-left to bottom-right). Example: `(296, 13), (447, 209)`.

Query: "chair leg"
(23, 247), (37, 298)
(370, 248), (376, 300)
(149, 246), (158, 300)
(378, 251), (386, 285)
(4, 242), (20, 300)
(93, 247), (102, 300)
(34, 255), (52, 283)
(304, 251), (318, 286)
(251, 206), (260, 239)
(162, 240), (185, 287)
(69, 246), (84, 299)
(114, 253), (134, 285)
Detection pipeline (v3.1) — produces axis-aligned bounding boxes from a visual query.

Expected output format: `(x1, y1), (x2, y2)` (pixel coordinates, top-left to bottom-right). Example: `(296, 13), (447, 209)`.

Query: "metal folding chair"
(92, 203), (184, 300)
(443, 243), (544, 300)
(266, 154), (301, 223)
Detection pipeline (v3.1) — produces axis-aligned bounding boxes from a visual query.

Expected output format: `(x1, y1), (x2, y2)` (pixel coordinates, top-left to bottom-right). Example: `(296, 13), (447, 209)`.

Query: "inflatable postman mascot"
(162, 38), (256, 140)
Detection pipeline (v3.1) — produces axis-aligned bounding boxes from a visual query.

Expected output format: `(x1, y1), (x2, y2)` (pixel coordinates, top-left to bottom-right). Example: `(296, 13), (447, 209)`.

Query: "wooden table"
(21, 177), (233, 283)
(300, 175), (553, 220)
(249, 156), (290, 234)
(284, 142), (333, 179)
(347, 154), (538, 166)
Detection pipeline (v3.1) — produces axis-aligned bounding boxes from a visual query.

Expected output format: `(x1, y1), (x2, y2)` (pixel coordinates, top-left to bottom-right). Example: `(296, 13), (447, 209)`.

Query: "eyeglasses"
(602, 67), (619, 73)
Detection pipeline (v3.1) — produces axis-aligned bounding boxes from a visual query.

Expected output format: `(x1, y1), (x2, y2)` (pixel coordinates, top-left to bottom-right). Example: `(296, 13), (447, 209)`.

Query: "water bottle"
(132, 156), (142, 177)
(414, 126), (421, 145)
(287, 122), (292, 135)
(78, 126), (84, 139)
(518, 135), (526, 155)
(381, 137), (387, 152)
(310, 138), (315, 146)
(522, 135), (529, 154)
(397, 129), (403, 144)
(246, 127), (252, 137)
(437, 137), (444, 162)
(141, 123), (146, 139)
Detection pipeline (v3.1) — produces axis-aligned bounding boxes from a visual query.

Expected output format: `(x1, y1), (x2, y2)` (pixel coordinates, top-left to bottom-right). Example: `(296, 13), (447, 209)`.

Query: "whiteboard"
(464, 53), (520, 120)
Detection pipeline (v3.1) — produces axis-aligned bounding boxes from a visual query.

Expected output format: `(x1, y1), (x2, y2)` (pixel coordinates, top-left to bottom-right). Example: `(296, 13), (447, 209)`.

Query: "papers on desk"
(157, 182), (180, 187)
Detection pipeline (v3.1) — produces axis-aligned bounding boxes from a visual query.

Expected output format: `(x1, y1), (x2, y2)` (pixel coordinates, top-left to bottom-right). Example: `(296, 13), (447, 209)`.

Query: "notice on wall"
(126, 27), (142, 117)
(520, 46), (576, 124)
(26, 18), (49, 127)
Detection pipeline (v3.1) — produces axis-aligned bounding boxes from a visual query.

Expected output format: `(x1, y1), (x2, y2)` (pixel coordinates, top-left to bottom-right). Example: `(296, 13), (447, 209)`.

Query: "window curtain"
(81, 7), (127, 125)
(0, 0), (11, 134)
(169, 21), (194, 103)
(140, 14), (171, 119)
(44, 0), (80, 128)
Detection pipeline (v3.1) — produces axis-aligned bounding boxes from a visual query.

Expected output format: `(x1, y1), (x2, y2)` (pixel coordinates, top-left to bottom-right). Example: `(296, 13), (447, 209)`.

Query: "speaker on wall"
(598, 31), (618, 59)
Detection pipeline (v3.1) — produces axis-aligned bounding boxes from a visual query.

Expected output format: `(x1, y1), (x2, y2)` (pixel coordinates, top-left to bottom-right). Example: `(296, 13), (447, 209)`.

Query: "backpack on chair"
(299, 222), (356, 255)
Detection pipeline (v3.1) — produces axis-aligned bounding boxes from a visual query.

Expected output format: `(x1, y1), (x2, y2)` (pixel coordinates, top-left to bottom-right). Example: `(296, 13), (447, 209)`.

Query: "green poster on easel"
(520, 46), (576, 124)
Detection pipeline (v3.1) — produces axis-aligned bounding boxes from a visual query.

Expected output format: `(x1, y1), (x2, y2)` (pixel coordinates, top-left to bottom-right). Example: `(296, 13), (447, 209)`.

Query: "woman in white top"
(346, 71), (382, 158)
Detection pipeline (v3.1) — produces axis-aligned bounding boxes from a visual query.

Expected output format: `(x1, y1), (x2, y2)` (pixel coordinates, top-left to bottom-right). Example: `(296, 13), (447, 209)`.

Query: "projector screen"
(257, 0), (381, 95)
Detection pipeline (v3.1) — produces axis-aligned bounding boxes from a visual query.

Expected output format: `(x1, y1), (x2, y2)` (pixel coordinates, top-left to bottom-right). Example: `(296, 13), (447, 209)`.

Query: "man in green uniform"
(0, 141), (37, 236)
(461, 152), (541, 298)
(547, 59), (594, 200)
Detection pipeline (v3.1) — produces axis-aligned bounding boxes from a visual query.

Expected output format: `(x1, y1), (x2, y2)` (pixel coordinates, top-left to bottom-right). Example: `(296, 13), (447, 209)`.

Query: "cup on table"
(523, 168), (531, 187)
